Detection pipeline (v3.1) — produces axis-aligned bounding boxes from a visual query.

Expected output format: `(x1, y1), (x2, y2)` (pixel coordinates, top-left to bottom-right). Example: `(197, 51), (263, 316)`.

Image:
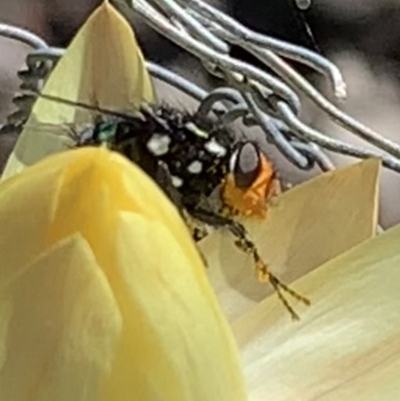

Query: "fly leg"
(151, 165), (210, 267)
(190, 207), (310, 320)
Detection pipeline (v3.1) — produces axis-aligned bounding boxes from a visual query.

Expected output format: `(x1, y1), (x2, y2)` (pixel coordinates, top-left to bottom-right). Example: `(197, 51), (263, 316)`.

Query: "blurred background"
(0, 0), (399, 226)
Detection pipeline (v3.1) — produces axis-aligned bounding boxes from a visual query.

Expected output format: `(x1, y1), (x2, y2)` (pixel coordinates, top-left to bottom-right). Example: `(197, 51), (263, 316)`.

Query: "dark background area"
(0, 0), (399, 226)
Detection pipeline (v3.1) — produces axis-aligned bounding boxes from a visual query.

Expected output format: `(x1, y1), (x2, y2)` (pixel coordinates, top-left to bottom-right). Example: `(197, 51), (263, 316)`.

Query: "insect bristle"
(27, 89), (141, 121)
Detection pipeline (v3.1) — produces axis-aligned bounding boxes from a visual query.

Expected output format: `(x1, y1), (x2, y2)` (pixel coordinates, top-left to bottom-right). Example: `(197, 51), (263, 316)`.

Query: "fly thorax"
(141, 109), (234, 208)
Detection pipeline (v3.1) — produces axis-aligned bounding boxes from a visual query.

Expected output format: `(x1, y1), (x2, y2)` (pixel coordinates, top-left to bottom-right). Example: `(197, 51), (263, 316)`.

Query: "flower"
(232, 216), (400, 401)
(202, 158), (380, 320)
(0, 147), (248, 400)
(202, 158), (400, 401)
(2, 2), (400, 400)
(1, 146), (399, 401)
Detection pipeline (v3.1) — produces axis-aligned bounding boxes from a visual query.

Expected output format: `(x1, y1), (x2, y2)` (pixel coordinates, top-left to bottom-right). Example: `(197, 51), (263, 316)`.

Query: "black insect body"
(82, 106), (234, 209)
(76, 104), (310, 319)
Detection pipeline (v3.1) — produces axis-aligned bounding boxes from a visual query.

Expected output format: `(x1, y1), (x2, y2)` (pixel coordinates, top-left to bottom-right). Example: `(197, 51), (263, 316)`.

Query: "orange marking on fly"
(222, 142), (281, 217)
(221, 142), (310, 320)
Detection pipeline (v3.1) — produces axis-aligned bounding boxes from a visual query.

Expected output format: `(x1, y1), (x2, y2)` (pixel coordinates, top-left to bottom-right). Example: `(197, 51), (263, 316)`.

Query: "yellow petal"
(100, 212), (247, 401)
(202, 158), (380, 320)
(0, 235), (122, 401)
(234, 221), (400, 401)
(0, 147), (248, 401)
(3, 0), (154, 179)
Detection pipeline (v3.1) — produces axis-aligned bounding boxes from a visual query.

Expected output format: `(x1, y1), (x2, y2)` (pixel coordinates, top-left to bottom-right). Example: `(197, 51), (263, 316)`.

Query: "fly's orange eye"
(230, 142), (262, 189)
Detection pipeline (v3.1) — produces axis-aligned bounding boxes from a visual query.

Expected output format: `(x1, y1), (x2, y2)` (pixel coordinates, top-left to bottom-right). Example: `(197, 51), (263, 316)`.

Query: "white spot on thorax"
(171, 175), (183, 188)
(146, 134), (171, 156)
(187, 160), (203, 174)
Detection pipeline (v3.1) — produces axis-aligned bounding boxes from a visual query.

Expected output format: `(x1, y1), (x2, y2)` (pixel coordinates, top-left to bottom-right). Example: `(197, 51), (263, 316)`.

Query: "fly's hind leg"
(181, 210), (211, 268)
(189, 206), (310, 320)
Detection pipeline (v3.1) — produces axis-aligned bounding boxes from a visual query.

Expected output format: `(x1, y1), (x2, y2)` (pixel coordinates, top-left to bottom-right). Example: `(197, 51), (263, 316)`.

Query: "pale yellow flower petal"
(234, 223), (400, 401)
(3, 0), (154, 179)
(202, 158), (380, 320)
(98, 212), (247, 401)
(0, 148), (248, 401)
(0, 235), (122, 401)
